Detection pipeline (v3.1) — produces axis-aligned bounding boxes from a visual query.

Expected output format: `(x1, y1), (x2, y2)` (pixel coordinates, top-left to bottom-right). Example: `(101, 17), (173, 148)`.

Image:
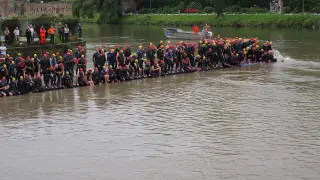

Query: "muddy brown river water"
(0, 25), (319, 180)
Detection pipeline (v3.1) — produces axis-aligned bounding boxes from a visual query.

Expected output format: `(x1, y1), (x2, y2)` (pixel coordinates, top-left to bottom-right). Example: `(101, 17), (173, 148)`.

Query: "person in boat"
(205, 24), (210, 32)
(193, 25), (199, 34)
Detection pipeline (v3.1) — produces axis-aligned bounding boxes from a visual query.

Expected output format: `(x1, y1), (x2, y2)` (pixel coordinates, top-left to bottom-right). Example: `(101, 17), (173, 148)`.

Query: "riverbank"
(6, 41), (86, 57)
(119, 14), (320, 28)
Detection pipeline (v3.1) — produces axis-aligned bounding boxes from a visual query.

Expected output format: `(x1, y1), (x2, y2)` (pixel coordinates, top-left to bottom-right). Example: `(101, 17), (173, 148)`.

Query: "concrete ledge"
(6, 41), (86, 56)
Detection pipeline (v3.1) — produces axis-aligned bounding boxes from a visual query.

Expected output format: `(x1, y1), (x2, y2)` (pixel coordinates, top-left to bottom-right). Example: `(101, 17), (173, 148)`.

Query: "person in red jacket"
(193, 25), (199, 34)
(39, 26), (47, 45)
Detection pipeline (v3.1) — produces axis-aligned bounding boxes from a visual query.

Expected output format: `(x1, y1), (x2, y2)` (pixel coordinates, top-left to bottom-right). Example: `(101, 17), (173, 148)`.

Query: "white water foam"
(273, 49), (293, 63)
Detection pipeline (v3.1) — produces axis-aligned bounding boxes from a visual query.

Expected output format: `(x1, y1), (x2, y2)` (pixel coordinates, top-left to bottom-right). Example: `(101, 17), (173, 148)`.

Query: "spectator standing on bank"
(58, 22), (64, 42)
(4, 27), (10, 44)
(48, 26), (56, 44)
(26, 25), (32, 45)
(13, 27), (20, 42)
(30, 25), (35, 43)
(64, 24), (69, 42)
(0, 43), (6, 58)
(77, 23), (82, 39)
(39, 26), (47, 45)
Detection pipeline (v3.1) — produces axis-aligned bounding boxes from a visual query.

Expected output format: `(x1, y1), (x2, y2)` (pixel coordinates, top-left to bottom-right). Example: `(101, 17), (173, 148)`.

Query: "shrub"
(204, 6), (214, 13)
(58, 17), (80, 34)
(30, 15), (56, 37)
(187, 2), (202, 9)
(1, 17), (21, 41)
(283, 7), (292, 14)
(224, 5), (241, 13)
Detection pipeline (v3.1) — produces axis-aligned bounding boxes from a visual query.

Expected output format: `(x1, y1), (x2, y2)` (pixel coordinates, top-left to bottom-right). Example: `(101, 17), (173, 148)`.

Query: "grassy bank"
(119, 14), (320, 28)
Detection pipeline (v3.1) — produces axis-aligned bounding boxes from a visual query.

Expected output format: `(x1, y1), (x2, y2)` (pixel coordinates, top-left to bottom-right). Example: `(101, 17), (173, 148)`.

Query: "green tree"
(215, 0), (224, 16)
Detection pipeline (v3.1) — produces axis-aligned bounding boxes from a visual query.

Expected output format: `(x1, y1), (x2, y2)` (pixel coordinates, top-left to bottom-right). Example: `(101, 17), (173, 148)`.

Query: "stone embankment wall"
(0, 0), (72, 18)
(22, 3), (72, 17)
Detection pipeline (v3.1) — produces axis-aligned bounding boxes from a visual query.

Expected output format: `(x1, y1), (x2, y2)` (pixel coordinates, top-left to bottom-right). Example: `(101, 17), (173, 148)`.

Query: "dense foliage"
(73, 0), (123, 23)
(121, 14), (320, 28)
(135, 0), (320, 13)
(71, 0), (320, 24)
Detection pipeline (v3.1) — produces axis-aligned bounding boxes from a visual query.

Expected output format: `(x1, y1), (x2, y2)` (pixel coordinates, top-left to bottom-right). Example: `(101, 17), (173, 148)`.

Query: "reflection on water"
(0, 25), (319, 180)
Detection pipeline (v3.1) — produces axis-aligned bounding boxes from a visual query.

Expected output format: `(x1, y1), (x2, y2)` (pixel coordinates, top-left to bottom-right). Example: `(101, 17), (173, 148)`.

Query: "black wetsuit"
(40, 57), (51, 87)
(62, 75), (73, 88)
(33, 78), (44, 92)
(78, 72), (87, 86)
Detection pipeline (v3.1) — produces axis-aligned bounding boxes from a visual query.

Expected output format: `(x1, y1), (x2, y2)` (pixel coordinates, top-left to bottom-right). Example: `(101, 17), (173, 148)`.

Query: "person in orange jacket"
(39, 26), (47, 45)
(47, 26), (56, 44)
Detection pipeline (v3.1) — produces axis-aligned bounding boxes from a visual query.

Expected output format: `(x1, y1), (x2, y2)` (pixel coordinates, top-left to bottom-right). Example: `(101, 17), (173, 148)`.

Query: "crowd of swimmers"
(0, 36), (276, 97)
